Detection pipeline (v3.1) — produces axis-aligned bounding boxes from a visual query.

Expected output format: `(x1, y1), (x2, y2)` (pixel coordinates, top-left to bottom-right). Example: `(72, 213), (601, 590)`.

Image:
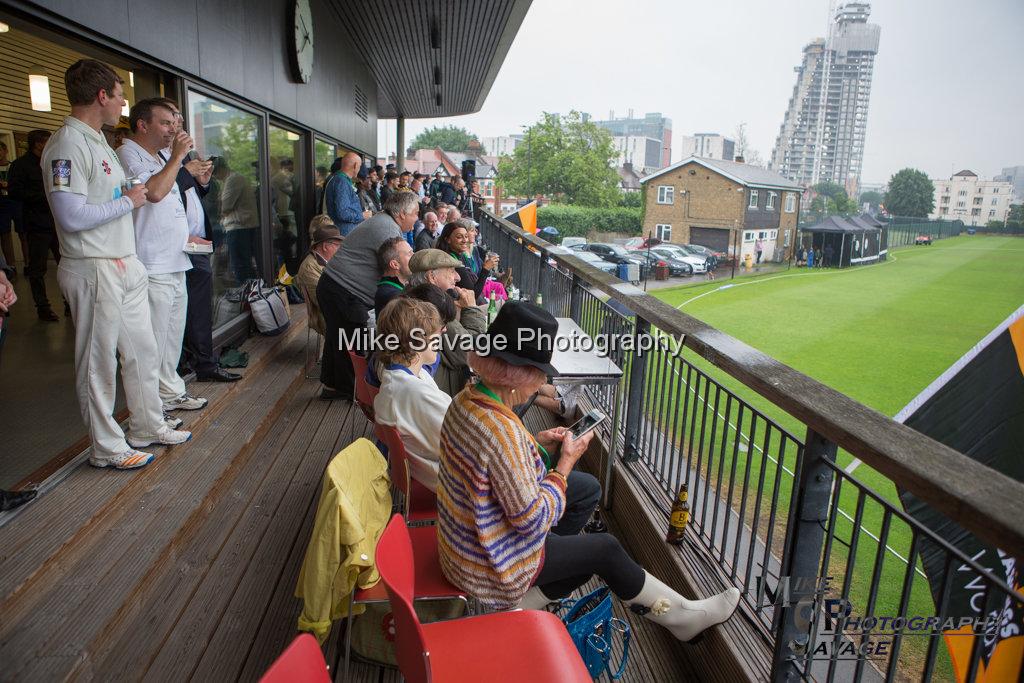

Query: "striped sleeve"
(488, 420), (566, 537)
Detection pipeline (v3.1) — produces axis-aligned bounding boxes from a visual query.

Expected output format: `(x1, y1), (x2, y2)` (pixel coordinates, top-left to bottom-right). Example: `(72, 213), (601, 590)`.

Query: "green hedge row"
(536, 205), (643, 238)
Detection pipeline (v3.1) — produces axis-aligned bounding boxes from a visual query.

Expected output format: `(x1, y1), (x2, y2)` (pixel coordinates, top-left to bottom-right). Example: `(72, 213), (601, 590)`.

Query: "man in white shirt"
(117, 98), (208, 417)
(42, 59), (190, 470)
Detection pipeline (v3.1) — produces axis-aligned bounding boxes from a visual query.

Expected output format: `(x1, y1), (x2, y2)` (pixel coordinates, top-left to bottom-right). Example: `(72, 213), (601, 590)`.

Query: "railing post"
(770, 428), (837, 682)
(621, 317), (651, 463)
(537, 248), (549, 308)
(568, 273), (583, 322)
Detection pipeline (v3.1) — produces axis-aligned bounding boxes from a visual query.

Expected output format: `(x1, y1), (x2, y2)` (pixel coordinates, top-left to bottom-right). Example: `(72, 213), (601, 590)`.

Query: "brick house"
(641, 156), (803, 262)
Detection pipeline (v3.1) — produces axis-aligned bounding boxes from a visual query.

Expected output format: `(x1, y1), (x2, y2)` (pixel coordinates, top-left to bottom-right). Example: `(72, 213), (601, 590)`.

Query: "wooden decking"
(0, 309), (734, 682)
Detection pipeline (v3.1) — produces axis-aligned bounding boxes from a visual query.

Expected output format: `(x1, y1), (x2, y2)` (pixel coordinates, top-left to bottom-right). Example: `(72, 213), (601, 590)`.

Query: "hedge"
(536, 205), (642, 238)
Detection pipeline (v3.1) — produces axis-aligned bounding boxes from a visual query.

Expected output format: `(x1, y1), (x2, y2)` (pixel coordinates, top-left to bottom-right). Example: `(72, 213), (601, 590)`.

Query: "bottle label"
(670, 510), (690, 527)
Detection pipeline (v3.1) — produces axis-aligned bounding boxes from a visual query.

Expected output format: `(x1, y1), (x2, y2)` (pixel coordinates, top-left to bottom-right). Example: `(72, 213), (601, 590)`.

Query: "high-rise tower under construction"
(769, 2), (880, 196)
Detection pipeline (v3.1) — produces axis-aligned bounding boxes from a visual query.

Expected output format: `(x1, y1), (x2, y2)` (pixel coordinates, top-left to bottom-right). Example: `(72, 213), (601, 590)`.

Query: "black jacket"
(161, 152), (212, 241)
(6, 152), (54, 234)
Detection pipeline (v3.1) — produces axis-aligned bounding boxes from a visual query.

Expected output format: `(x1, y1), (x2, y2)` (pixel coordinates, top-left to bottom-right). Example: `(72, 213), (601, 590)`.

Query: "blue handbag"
(557, 586), (631, 680)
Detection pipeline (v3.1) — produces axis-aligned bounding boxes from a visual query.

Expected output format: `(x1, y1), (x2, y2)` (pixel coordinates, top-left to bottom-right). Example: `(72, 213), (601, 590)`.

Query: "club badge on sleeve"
(52, 159), (71, 188)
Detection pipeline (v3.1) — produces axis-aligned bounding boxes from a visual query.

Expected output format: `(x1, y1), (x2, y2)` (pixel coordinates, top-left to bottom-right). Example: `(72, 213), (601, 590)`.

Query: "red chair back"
(348, 350), (377, 422)
(379, 425), (411, 497)
(376, 514), (432, 683)
(259, 633), (330, 683)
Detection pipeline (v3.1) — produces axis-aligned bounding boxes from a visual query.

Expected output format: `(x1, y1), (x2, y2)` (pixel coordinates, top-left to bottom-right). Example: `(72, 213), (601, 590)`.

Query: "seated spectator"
(414, 211), (440, 252)
(372, 297), (449, 492)
(407, 249), (484, 396)
(437, 302), (740, 642)
(364, 283), (454, 389)
(373, 236), (413, 319)
(296, 219), (343, 336)
(434, 202), (449, 224)
(435, 220), (497, 302)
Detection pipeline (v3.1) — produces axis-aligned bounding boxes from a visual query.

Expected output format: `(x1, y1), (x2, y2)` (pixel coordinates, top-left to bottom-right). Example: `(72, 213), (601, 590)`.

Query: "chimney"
(734, 155), (745, 164)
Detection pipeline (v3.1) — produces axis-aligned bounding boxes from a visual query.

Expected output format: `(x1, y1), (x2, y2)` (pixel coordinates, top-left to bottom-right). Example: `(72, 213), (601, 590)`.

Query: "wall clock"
(290, 0), (314, 83)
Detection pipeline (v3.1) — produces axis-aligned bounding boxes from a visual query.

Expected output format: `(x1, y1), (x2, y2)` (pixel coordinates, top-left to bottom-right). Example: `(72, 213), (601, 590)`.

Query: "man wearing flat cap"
(296, 221), (342, 337)
(407, 248), (485, 395)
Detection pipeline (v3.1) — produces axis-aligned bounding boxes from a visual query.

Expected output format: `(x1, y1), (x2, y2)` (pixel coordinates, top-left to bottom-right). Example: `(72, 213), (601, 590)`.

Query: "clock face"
(291, 0), (314, 83)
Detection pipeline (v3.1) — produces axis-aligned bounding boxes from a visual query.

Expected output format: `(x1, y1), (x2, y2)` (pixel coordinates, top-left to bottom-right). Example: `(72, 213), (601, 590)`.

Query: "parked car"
(572, 249), (618, 275)
(648, 245), (706, 274)
(579, 242), (636, 265)
(561, 236), (587, 249)
(627, 251), (692, 277)
(915, 234), (932, 245)
(682, 243), (725, 268)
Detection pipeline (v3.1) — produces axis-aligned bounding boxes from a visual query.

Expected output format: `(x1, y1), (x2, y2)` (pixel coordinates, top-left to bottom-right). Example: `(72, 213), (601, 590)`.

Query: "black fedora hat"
(479, 301), (560, 377)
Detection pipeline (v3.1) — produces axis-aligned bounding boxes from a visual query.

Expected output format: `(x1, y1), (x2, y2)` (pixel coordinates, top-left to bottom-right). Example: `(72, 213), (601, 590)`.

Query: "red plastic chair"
(348, 350), (378, 422)
(259, 633), (330, 683)
(341, 519), (466, 680)
(377, 424), (437, 523)
(375, 514), (592, 683)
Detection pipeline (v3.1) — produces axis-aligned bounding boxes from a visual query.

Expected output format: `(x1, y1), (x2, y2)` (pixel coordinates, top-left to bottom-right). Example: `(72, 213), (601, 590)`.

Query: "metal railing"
(477, 209), (1024, 682)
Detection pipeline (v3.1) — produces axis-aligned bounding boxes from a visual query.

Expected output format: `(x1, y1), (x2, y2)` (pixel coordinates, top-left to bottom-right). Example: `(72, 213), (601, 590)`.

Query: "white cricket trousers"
(147, 271), (188, 402)
(57, 255), (164, 458)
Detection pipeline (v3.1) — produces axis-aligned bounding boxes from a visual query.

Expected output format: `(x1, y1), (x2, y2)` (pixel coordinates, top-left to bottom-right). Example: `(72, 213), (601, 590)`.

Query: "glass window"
(314, 137), (337, 214)
(655, 224), (672, 241)
(188, 91), (264, 312)
(657, 185), (674, 204)
(269, 124), (307, 269)
(766, 191), (777, 210)
(748, 190), (759, 208)
(785, 193), (796, 212)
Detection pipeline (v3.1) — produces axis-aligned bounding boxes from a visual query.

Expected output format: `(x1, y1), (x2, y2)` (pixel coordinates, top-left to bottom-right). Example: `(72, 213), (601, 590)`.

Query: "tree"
(1008, 204), (1023, 227)
(733, 123), (764, 167)
(884, 169), (935, 218)
(859, 190), (884, 210)
(409, 125), (480, 153)
(619, 191), (642, 208)
(807, 181), (857, 221)
(497, 111), (622, 207)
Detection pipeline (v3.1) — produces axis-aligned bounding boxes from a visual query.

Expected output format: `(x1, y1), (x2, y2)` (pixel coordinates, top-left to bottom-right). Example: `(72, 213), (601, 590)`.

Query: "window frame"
(784, 193), (796, 213)
(655, 224), (672, 242)
(656, 185), (675, 204)
(766, 191), (777, 210)
(748, 190), (759, 209)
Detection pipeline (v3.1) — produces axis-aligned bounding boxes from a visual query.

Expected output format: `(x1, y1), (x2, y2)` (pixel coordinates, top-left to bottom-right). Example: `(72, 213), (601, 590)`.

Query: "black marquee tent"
(799, 213), (887, 268)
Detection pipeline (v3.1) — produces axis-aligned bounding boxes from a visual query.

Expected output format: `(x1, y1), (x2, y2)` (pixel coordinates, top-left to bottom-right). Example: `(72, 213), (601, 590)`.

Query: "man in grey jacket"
(316, 191), (419, 399)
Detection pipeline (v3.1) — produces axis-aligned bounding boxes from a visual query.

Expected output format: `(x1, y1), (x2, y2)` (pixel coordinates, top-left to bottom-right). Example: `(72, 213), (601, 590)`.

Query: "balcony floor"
(0, 310), (708, 682)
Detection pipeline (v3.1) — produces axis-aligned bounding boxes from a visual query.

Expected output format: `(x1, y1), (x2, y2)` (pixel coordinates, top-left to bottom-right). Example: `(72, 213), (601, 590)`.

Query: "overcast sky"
(377, 0), (1024, 185)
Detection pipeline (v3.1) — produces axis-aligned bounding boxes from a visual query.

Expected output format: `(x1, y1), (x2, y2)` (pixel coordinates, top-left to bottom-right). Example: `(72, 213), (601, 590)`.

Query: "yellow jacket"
(295, 438), (392, 644)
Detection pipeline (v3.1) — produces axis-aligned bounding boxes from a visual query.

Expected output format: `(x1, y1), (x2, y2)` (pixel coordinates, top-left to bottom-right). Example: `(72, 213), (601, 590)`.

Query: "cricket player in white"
(42, 59), (190, 470)
(117, 99), (208, 420)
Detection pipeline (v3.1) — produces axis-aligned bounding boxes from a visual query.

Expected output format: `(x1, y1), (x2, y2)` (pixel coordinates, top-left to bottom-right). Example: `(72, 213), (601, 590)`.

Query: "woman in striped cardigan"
(436, 302), (740, 643)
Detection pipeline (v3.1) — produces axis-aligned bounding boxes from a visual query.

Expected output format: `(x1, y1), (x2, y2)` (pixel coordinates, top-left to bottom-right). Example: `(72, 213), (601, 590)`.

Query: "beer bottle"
(487, 291), (498, 324)
(666, 484), (690, 545)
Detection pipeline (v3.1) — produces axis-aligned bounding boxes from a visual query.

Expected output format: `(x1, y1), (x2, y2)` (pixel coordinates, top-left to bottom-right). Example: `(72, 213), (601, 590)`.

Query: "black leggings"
(533, 533), (645, 601)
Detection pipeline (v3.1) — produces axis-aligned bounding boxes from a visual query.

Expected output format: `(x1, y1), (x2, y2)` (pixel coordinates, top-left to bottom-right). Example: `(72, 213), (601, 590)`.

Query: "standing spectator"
(0, 249), (38, 509)
(7, 130), (61, 321)
(271, 158), (296, 259)
(397, 171), (413, 191)
(118, 97), (209, 417)
(379, 171), (399, 207)
(356, 167), (378, 214)
(373, 236), (413, 318)
(153, 98), (240, 383)
(806, 245), (815, 268)
(429, 171), (444, 205)
(295, 220), (342, 336)
(414, 211), (441, 251)
(439, 174), (457, 205)
(366, 166), (382, 209)
(325, 152), (369, 237)
(0, 141), (19, 271)
(316, 191), (419, 400)
(313, 165), (328, 217)
(755, 237), (764, 264)
(43, 59), (189, 470)
(213, 157), (259, 283)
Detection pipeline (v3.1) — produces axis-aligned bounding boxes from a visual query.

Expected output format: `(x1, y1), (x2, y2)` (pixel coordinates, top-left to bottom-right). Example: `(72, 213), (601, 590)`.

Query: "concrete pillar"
(396, 117), (405, 171)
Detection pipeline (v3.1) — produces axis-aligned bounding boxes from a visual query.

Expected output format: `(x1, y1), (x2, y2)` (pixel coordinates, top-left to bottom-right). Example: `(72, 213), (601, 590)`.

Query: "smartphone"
(567, 409), (607, 440)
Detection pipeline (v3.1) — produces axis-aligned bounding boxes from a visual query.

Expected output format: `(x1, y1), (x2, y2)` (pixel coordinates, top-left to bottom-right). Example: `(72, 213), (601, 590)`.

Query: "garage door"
(689, 227), (731, 252)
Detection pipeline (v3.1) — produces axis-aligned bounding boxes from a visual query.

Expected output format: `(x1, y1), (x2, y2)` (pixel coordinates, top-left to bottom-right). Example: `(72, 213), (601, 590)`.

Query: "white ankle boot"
(515, 586), (554, 611)
(625, 572), (740, 643)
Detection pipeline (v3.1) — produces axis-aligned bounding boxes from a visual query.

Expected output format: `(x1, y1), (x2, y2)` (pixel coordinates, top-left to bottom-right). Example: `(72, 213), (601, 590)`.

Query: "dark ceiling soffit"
(329, 0), (532, 120)
(470, 0), (531, 115)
